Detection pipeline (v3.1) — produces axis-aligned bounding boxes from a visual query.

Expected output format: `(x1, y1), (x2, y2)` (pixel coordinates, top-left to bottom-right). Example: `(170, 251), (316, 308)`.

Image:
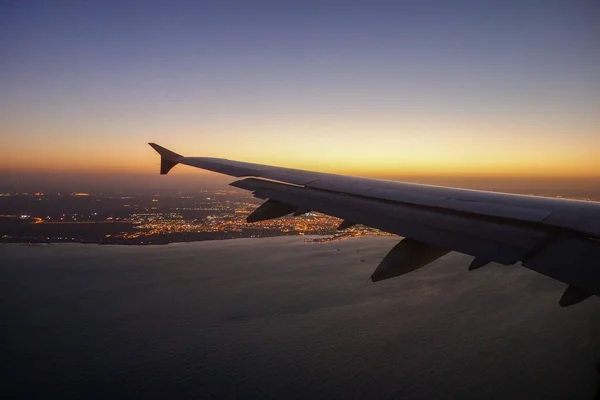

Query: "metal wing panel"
(233, 177), (549, 265)
(365, 187), (554, 222)
(542, 211), (600, 237)
(236, 178), (547, 246)
(254, 186), (526, 265)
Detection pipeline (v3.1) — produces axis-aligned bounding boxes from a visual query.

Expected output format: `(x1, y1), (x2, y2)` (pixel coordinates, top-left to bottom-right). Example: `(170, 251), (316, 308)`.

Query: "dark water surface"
(1, 237), (599, 399)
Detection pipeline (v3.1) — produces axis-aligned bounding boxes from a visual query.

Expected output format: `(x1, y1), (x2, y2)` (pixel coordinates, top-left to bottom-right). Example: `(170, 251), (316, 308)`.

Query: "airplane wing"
(149, 143), (600, 306)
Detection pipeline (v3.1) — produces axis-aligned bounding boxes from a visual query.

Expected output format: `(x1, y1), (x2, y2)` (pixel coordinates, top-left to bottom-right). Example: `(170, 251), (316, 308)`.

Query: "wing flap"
(523, 236), (600, 296)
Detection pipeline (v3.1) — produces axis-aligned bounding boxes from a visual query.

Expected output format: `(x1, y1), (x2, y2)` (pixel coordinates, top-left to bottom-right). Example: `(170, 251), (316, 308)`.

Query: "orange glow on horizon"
(2, 117), (598, 179)
(2, 152), (599, 179)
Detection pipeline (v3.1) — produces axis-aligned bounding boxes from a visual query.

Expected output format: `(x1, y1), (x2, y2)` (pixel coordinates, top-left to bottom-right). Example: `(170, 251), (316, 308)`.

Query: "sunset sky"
(1, 0), (599, 189)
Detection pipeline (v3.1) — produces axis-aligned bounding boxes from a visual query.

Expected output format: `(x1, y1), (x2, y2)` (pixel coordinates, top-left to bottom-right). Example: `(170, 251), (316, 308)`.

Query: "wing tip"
(148, 143), (183, 158)
(148, 143), (183, 175)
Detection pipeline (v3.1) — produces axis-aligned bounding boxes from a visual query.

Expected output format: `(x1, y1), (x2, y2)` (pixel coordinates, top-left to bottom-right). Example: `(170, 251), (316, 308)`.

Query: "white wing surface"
(149, 143), (600, 306)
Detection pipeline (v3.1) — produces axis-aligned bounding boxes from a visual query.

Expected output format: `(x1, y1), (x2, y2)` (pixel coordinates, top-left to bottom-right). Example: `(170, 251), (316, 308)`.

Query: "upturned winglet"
(148, 143), (183, 175)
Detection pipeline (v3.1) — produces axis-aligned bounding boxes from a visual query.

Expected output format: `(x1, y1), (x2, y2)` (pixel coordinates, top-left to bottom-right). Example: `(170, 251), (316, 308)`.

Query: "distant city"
(0, 189), (390, 245)
(2, 186), (598, 246)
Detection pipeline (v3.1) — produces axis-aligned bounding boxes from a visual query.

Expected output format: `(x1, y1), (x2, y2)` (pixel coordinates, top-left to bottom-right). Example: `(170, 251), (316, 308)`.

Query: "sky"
(1, 0), (599, 191)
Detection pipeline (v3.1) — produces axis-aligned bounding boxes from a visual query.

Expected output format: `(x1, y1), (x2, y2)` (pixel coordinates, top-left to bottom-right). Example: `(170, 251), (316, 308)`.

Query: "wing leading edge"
(149, 143), (600, 306)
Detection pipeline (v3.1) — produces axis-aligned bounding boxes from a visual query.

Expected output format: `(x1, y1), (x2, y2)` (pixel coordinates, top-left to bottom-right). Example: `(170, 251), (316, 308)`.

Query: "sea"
(1, 236), (599, 399)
